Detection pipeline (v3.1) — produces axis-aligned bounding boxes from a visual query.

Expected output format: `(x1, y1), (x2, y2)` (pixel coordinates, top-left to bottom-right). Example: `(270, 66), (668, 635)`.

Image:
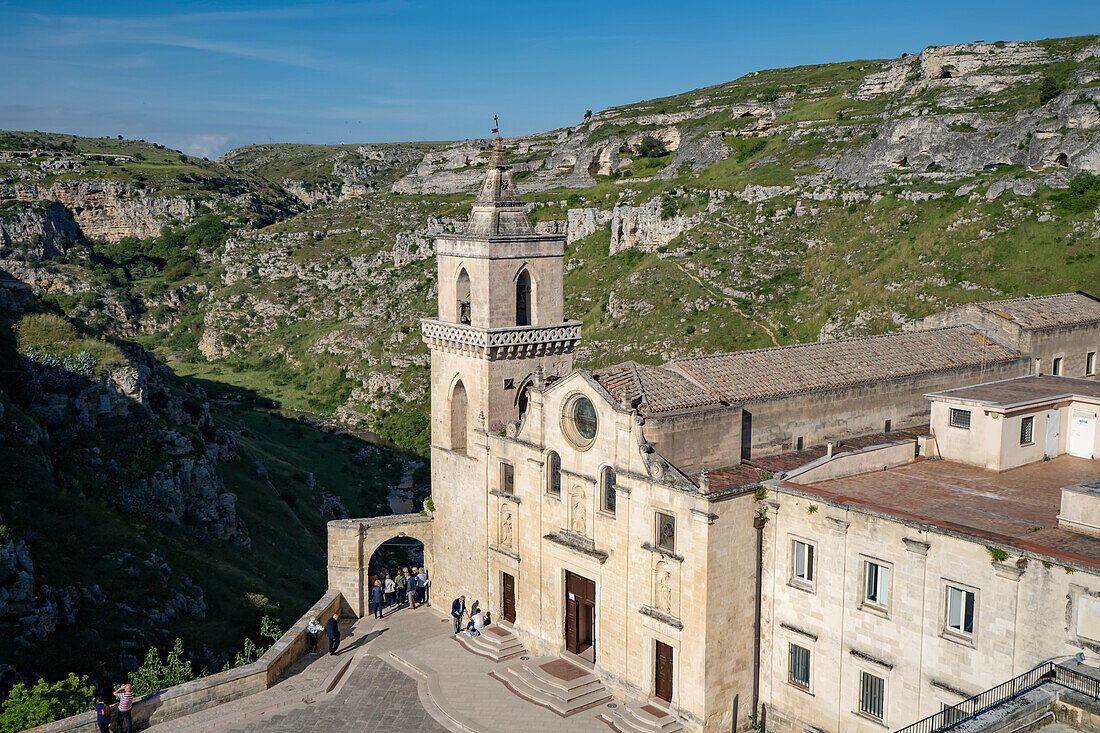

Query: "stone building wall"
(759, 488), (1100, 733)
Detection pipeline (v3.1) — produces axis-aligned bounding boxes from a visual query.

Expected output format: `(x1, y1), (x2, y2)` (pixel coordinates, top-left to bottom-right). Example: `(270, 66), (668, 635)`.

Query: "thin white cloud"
(182, 134), (230, 159)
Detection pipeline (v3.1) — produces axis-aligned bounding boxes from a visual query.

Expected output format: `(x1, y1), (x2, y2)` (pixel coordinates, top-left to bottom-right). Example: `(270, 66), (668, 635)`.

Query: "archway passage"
(516, 269), (532, 326)
(451, 380), (468, 453)
(368, 536), (427, 610)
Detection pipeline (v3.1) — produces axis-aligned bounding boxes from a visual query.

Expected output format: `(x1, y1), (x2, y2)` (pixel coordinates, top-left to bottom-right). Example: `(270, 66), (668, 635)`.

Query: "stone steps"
(599, 700), (684, 733)
(491, 656), (610, 716)
(455, 623), (525, 662)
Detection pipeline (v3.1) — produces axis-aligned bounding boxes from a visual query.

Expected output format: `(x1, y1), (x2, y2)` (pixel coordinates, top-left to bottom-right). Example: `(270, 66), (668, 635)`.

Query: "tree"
(637, 136), (667, 158)
(130, 638), (196, 696)
(583, 110), (592, 120)
(1038, 74), (1062, 105)
(0, 674), (96, 732)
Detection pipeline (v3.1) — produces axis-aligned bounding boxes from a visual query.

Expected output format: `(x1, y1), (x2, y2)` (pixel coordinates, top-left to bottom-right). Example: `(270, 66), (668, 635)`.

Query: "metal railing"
(895, 662), (1099, 733)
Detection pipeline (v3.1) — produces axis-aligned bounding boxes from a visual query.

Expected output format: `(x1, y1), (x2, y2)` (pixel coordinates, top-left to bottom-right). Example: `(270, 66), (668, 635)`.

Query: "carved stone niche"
(653, 559), (679, 618)
(569, 485), (587, 536)
(499, 503), (514, 549)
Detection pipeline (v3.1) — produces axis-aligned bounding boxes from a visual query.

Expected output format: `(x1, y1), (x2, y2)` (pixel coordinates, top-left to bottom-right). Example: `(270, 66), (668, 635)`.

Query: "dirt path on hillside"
(671, 261), (782, 347)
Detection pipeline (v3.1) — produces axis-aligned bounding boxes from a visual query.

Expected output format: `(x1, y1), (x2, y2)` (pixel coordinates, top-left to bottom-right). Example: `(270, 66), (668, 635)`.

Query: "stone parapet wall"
(32, 590), (346, 733)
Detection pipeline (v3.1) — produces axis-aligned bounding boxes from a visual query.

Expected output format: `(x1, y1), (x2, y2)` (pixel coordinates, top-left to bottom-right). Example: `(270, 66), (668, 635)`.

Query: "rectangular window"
(792, 540), (815, 583)
(1020, 416), (1034, 445)
(500, 462), (514, 495)
(1087, 351), (1096, 376)
(949, 408), (971, 429)
(884, 419), (892, 433)
(946, 585), (975, 636)
(788, 643), (811, 689)
(656, 512), (676, 552)
(941, 703), (964, 725)
(864, 561), (890, 608)
(858, 671), (885, 720)
(795, 436), (804, 451)
(1053, 356), (1063, 376)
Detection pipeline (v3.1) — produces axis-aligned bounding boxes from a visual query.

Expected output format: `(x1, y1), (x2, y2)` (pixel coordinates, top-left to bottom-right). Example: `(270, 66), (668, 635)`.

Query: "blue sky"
(2, 1), (1098, 158)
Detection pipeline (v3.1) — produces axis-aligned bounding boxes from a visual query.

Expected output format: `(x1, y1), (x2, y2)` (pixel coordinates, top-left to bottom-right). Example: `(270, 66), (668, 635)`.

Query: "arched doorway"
(456, 268), (471, 324)
(451, 380), (468, 453)
(516, 269), (531, 326)
(368, 535), (427, 609)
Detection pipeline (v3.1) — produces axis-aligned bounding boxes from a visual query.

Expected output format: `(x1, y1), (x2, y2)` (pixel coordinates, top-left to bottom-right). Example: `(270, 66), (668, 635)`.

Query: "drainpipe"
(753, 508), (765, 723)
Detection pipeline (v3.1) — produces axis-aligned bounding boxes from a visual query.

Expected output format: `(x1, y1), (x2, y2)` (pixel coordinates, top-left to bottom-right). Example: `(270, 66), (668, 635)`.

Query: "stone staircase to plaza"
(454, 623), (525, 662)
(599, 700), (685, 733)
(490, 656), (611, 716)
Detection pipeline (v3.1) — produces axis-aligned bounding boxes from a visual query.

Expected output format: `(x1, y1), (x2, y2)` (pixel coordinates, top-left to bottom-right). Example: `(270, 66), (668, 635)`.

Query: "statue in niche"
(656, 561), (673, 615)
(500, 507), (513, 549)
(570, 487), (586, 536)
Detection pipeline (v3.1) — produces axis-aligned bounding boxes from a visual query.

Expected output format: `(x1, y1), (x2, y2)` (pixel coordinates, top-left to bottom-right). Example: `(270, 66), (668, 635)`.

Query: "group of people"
(449, 595), (489, 636)
(370, 565), (429, 619)
(93, 683), (134, 733)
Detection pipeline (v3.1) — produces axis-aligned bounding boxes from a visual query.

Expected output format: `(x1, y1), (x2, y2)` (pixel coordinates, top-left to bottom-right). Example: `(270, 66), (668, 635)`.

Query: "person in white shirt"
(306, 617), (324, 653)
(383, 574), (397, 607)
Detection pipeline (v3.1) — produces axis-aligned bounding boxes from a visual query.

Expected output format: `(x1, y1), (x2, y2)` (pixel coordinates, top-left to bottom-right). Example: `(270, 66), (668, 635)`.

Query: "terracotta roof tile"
(591, 361), (725, 416)
(667, 326), (1020, 402)
(975, 292), (1100, 330)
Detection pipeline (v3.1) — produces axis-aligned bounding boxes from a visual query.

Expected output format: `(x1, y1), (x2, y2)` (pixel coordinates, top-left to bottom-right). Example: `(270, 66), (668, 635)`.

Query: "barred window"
(949, 408), (971, 429)
(859, 671), (885, 720)
(1020, 416), (1034, 445)
(788, 643), (811, 689)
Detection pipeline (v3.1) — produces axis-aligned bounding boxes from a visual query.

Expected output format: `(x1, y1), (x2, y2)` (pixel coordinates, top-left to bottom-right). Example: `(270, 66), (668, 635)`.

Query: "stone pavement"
(150, 601), (616, 732)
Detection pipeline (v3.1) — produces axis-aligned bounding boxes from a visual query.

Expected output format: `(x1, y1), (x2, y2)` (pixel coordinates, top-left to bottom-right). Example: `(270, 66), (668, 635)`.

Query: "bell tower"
(422, 136), (581, 607)
(423, 136), (581, 442)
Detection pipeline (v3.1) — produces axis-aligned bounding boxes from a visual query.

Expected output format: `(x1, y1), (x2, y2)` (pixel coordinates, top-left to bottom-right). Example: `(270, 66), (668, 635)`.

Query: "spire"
(465, 130), (534, 236)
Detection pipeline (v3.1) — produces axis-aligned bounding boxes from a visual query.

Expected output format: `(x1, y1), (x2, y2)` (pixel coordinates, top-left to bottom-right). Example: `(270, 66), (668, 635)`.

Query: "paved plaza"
(148, 602), (614, 732)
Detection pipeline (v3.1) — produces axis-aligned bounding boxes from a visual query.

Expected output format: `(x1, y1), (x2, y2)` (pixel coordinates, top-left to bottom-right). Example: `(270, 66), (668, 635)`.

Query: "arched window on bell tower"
(516, 269), (531, 326)
(450, 380), (468, 453)
(456, 268), (471, 325)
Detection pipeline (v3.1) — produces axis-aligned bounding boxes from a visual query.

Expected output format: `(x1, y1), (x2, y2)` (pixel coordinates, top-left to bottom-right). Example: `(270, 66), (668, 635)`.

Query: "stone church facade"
(330, 139), (1100, 732)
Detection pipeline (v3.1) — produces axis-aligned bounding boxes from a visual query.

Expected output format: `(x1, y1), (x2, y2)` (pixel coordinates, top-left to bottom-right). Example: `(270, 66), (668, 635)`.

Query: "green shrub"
(1055, 172), (1100, 215)
(1038, 74), (1062, 105)
(378, 409), (430, 457)
(0, 674), (96, 731)
(637, 136), (667, 158)
(130, 638), (196, 695)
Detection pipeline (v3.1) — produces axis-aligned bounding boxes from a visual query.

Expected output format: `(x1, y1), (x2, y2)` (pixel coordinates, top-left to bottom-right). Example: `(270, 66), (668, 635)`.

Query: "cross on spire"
(491, 115), (500, 137)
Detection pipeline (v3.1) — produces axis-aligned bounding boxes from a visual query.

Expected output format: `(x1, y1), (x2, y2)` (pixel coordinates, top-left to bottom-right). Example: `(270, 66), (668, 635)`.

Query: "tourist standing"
(395, 567), (405, 605)
(94, 695), (111, 733)
(405, 570), (417, 609)
(306, 617), (324, 653)
(383, 573), (396, 607)
(113, 683), (133, 733)
(451, 595), (466, 634)
(326, 612), (341, 655)
(371, 579), (385, 619)
(416, 567), (429, 606)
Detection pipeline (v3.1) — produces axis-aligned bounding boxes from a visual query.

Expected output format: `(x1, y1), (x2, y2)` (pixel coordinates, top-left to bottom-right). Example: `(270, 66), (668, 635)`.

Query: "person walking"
(416, 567), (429, 606)
(383, 573), (396, 607)
(371, 579), (385, 619)
(451, 595), (466, 634)
(113, 683), (133, 733)
(326, 612), (341, 655)
(306, 617), (323, 653)
(94, 695), (111, 733)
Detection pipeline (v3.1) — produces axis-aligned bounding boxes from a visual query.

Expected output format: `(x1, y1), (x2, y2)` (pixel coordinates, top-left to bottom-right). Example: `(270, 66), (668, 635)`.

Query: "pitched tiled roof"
(666, 326), (1021, 402)
(591, 361), (725, 415)
(975, 292), (1100, 330)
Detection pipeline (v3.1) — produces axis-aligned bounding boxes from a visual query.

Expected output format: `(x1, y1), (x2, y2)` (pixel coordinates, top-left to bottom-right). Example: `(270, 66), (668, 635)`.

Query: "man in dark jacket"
(326, 613), (341, 655)
(451, 595), (466, 634)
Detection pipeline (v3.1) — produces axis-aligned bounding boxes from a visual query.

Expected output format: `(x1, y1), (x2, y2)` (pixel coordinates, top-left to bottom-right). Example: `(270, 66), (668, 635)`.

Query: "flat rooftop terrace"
(782, 454), (1100, 570)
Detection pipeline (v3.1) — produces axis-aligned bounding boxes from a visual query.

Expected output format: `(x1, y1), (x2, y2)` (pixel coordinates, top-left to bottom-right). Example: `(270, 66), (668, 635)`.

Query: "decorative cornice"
(490, 489), (521, 504)
(640, 605), (684, 630)
(780, 622), (818, 642)
(421, 319), (581, 360)
(544, 531), (608, 562)
(490, 545), (521, 562)
(642, 541), (685, 563)
(903, 537), (930, 556)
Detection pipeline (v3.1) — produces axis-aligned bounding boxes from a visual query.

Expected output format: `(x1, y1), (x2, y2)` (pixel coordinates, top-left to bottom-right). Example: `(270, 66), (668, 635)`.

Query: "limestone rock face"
(567, 207), (612, 243)
(0, 200), (82, 256)
(609, 196), (707, 254)
(0, 180), (198, 241)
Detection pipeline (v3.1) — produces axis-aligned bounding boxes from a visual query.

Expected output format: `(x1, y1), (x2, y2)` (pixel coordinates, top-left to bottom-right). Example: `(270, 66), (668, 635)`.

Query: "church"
(329, 138), (1100, 732)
